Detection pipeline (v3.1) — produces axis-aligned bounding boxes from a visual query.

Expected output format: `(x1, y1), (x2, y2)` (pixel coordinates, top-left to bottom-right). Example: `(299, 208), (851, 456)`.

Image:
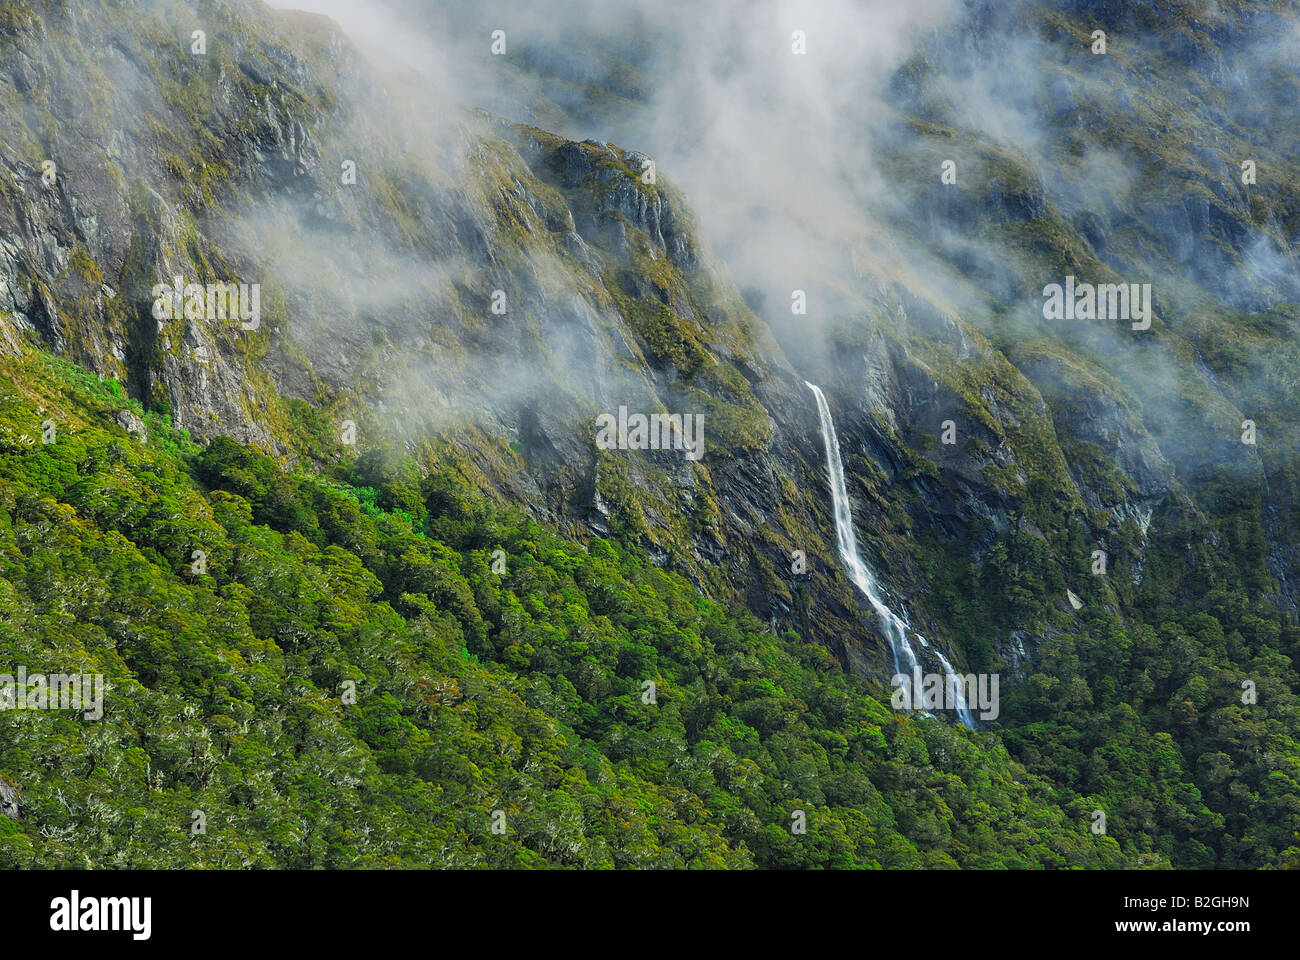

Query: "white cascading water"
(929, 647), (976, 729)
(805, 381), (976, 729)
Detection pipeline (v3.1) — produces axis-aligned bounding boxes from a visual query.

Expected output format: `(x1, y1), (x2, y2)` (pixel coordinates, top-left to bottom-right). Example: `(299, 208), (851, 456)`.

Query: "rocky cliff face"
(0, 0), (883, 668)
(0, 772), (18, 820)
(2, 0), (1297, 681)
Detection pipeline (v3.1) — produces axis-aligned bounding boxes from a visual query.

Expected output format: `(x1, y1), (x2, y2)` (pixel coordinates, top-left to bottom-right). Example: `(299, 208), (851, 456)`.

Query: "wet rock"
(114, 409), (147, 443)
(0, 774), (19, 821)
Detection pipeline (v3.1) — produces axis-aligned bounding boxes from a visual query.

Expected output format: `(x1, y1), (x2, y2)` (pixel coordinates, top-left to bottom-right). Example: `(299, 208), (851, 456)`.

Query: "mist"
(249, 0), (1300, 492)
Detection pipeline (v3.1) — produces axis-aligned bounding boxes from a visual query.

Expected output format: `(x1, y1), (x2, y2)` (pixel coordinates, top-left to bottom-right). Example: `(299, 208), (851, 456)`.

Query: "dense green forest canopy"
(1, 352), (1297, 869)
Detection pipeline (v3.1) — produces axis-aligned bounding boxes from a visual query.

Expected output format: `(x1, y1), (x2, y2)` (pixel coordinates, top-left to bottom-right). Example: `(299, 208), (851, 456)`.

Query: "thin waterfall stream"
(806, 381), (976, 729)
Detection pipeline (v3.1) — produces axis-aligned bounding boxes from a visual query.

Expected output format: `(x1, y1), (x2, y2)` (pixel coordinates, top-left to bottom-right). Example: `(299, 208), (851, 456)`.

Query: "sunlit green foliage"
(0, 353), (1128, 868)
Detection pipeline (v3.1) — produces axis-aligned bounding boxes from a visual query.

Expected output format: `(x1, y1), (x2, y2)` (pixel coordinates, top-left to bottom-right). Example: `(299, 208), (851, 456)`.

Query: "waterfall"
(805, 381), (976, 729)
(929, 647), (977, 729)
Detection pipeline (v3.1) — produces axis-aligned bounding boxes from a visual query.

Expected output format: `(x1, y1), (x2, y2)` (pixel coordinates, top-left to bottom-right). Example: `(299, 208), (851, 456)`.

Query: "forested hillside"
(1, 353), (1297, 868)
(1, 0), (1298, 871)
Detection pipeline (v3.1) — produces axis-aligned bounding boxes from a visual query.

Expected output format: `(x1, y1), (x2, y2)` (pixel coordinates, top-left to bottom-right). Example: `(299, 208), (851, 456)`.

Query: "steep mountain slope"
(0, 0), (901, 672)
(0, 351), (1127, 868)
(399, 0), (1300, 660)
(1, 0), (1299, 868)
(4, 0), (1256, 682)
